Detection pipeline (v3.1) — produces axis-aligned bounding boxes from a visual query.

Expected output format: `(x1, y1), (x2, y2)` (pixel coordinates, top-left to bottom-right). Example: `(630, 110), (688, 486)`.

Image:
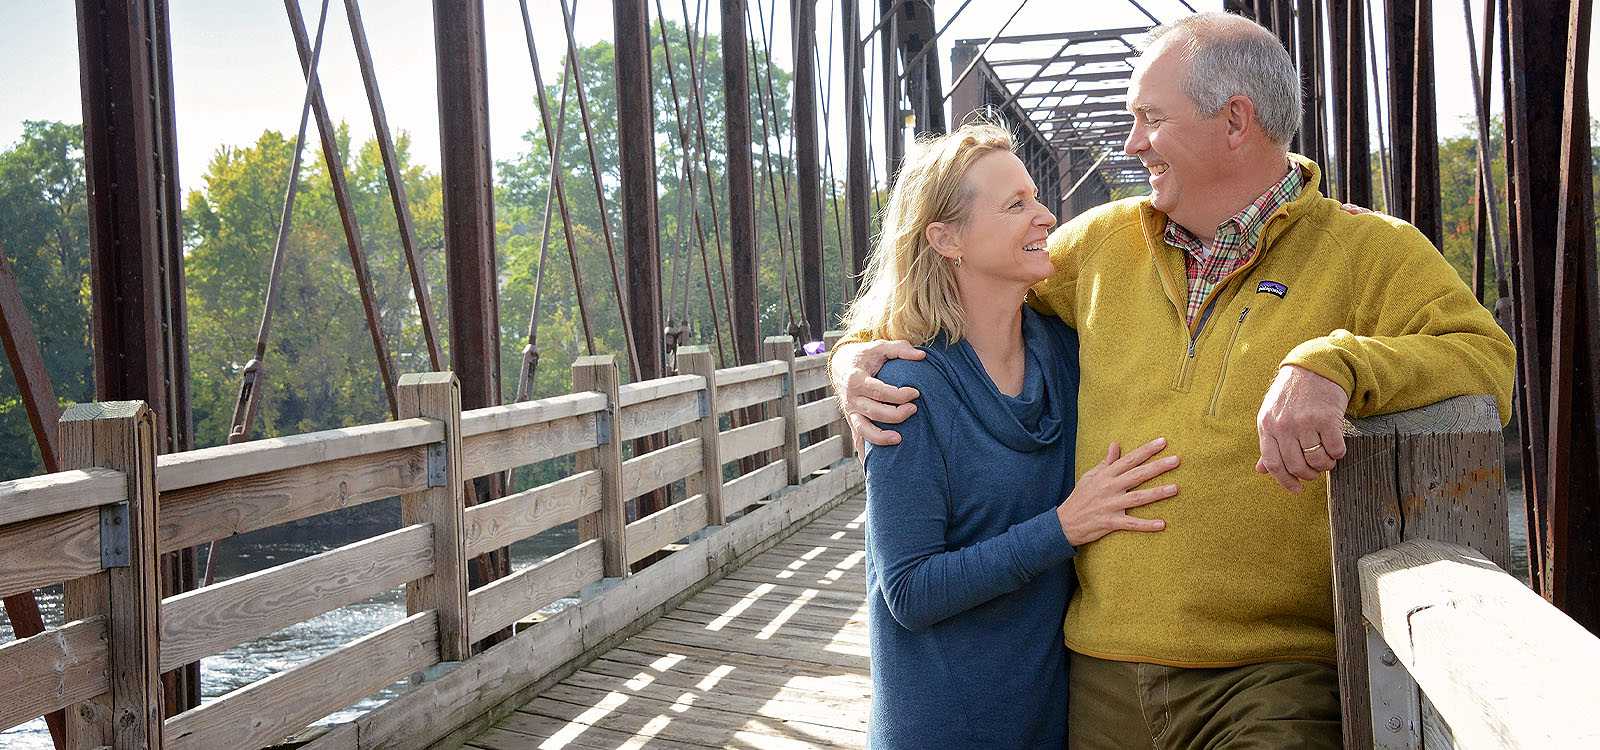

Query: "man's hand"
(828, 340), (927, 454)
(1255, 365), (1350, 492)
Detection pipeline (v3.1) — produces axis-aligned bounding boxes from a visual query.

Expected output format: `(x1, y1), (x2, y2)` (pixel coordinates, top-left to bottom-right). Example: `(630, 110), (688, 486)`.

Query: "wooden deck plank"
(467, 493), (872, 748)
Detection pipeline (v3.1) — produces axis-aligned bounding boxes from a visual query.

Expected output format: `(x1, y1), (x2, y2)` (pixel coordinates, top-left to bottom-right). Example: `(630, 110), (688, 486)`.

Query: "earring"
(953, 256), (963, 268)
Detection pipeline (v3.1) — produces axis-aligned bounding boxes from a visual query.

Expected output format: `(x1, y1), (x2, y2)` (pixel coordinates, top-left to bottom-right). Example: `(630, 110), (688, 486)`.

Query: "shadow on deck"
(460, 492), (871, 750)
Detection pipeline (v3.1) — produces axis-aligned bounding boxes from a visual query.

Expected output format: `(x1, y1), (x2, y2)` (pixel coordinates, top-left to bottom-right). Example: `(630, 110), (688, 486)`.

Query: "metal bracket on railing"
(426, 443), (448, 488)
(595, 410), (613, 446)
(697, 389), (711, 418)
(781, 371), (793, 397)
(100, 501), (130, 568)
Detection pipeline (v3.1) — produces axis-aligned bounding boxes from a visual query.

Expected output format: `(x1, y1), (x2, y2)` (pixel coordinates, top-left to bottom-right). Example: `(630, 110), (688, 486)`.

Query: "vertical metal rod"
(656, 0), (729, 365)
(815, 0), (851, 315)
(844, 0), (872, 282)
(681, 0), (739, 340)
(725, 0), (762, 364)
(515, 38), (573, 403)
(344, 0), (444, 370)
(747, 6), (801, 328)
(519, 2), (596, 355)
(565, 0), (645, 380)
(1296, 0), (1324, 163)
(1463, 0), (1507, 297)
(1406, 0), (1444, 244)
(753, 0), (809, 325)
(879, 0), (904, 185)
(1365, 0), (1395, 212)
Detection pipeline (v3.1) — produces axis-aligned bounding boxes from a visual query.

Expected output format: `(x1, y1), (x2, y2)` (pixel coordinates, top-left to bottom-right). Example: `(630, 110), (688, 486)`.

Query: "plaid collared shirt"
(1164, 164), (1305, 326)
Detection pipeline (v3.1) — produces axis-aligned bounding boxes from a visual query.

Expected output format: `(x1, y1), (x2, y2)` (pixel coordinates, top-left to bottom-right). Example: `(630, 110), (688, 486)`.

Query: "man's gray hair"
(1144, 12), (1302, 145)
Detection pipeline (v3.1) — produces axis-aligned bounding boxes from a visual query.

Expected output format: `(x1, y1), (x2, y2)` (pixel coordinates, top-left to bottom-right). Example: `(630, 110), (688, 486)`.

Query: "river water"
(2, 489), (1531, 748)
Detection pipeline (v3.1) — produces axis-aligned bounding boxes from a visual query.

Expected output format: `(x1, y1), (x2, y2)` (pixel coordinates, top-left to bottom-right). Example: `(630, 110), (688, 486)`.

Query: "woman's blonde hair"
(840, 121), (1015, 346)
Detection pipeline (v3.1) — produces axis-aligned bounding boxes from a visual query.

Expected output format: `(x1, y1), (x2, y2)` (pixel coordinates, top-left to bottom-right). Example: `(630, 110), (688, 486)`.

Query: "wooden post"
(824, 331), (850, 447)
(1327, 395), (1509, 749)
(678, 346), (725, 526)
(763, 336), (802, 485)
(396, 372), (469, 660)
(59, 402), (162, 749)
(574, 355), (629, 577)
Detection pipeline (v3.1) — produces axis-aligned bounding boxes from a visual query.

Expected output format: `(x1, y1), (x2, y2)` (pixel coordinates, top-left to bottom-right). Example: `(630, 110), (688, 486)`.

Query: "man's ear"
(1224, 95), (1256, 148)
(924, 221), (962, 261)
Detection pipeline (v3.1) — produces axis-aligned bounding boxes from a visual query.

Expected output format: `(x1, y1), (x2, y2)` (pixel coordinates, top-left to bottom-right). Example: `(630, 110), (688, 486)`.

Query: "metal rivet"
(1387, 715), (1403, 732)
(1381, 649), (1397, 667)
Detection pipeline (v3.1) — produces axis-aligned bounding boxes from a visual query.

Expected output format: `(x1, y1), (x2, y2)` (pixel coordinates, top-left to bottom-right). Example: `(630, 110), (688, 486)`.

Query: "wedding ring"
(1302, 443), (1324, 454)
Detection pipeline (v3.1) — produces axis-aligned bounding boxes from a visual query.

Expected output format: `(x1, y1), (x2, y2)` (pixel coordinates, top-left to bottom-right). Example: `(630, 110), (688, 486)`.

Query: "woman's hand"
(1057, 438), (1180, 547)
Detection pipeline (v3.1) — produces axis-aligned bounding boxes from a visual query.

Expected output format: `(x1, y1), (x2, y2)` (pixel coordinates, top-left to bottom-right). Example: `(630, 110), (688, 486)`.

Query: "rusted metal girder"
(793, 0), (826, 341)
(284, 0), (399, 419)
(844, 0), (872, 279)
(77, 0), (200, 717)
(1327, 0), (1372, 205)
(680, 0), (738, 350)
(345, 0), (444, 371)
(1384, 0), (1443, 245)
(724, 0), (761, 365)
(1505, 0), (1600, 632)
(432, 0), (509, 601)
(614, 0), (664, 382)
(878, 0), (905, 185)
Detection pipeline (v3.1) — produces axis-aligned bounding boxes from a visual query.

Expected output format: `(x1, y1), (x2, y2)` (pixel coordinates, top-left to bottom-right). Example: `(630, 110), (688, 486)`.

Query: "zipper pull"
(1238, 307), (1250, 323)
(1187, 338), (1196, 358)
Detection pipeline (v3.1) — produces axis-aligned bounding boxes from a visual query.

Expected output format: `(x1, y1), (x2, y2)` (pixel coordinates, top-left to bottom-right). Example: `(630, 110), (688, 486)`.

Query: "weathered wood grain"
(163, 611), (438, 750)
(159, 524), (433, 671)
(620, 438), (703, 500)
(1360, 539), (1600, 748)
(0, 468), (125, 527)
(0, 507), (101, 599)
(460, 413), (599, 481)
(716, 375), (785, 413)
(722, 461), (788, 515)
(712, 360), (787, 387)
(573, 356), (628, 578)
(464, 471), (603, 558)
(793, 364), (829, 395)
(155, 417), (440, 492)
(158, 445), (429, 554)
(460, 392), (606, 437)
(798, 436), (845, 477)
(618, 374), (705, 407)
(678, 347), (725, 527)
(59, 400), (162, 749)
(467, 540), (604, 643)
(795, 396), (839, 434)
(0, 617), (108, 732)
(625, 495), (711, 564)
(718, 417), (786, 465)
(397, 373), (470, 662)
(618, 390), (701, 442)
(762, 338), (803, 486)
(1328, 395), (1506, 750)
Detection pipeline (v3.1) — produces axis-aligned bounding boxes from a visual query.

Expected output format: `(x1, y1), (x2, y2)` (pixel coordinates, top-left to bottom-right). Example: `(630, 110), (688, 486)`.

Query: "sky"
(0, 0), (1586, 194)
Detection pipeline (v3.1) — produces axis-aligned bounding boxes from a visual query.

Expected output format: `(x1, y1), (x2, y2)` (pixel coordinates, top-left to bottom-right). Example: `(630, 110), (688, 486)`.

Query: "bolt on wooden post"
(573, 355), (629, 578)
(396, 372), (469, 661)
(677, 345), (725, 526)
(59, 401), (162, 749)
(762, 336), (802, 486)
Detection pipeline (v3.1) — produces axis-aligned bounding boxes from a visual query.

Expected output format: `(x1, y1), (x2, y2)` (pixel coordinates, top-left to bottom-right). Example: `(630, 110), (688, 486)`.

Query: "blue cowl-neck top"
(863, 307), (1080, 749)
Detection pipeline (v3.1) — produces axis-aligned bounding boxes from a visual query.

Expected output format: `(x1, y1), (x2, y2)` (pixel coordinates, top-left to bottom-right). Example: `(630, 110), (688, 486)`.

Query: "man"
(831, 12), (1514, 748)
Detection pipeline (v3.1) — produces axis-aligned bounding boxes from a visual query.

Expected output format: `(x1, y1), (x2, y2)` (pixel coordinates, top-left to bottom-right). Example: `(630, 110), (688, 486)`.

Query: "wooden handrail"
(1324, 394), (1600, 748)
(1358, 539), (1600, 748)
(0, 350), (863, 748)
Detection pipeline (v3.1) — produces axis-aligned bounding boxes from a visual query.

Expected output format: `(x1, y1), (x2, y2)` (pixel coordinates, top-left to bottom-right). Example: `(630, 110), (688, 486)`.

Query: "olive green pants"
(1068, 651), (1342, 749)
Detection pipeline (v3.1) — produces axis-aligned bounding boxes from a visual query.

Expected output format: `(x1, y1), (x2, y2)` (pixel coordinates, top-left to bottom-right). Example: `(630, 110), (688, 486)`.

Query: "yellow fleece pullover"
(1029, 156), (1515, 667)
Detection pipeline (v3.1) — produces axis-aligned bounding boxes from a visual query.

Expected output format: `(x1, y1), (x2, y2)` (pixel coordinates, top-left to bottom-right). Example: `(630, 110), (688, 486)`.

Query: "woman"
(841, 122), (1180, 748)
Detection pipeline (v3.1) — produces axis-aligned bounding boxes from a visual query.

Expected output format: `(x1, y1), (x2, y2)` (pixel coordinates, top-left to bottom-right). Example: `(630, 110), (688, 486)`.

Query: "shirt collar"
(1162, 163), (1306, 255)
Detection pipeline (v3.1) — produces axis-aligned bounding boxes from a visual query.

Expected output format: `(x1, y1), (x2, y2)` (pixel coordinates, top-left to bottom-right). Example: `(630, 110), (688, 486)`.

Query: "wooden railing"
(0, 336), (862, 750)
(1329, 395), (1600, 748)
